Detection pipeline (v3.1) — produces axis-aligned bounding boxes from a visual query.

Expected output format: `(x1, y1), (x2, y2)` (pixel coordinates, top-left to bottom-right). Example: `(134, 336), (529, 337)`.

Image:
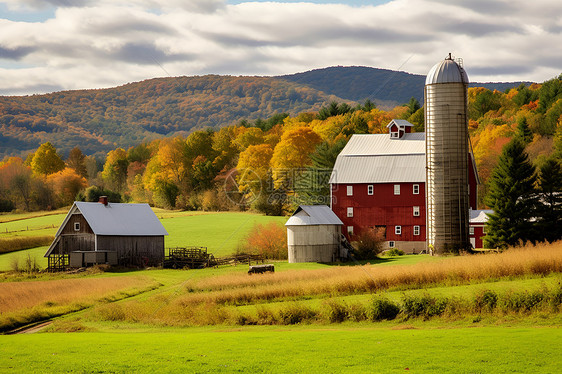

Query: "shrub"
(385, 248), (405, 257)
(256, 307), (278, 325)
(322, 299), (349, 323)
(240, 222), (287, 259)
(278, 304), (317, 325)
(474, 290), (498, 312)
(10, 253), (41, 273)
(367, 296), (400, 321)
(353, 227), (384, 260)
(402, 293), (447, 319)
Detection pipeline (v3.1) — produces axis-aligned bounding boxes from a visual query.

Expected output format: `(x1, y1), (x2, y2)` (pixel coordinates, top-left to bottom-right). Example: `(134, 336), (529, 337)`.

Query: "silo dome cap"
(425, 54), (469, 85)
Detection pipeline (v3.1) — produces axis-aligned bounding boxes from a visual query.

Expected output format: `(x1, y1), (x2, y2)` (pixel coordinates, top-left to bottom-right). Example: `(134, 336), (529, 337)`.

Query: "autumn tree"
(31, 142), (65, 176)
(101, 148), (129, 193)
(66, 146), (88, 178)
(271, 127), (322, 192)
(48, 168), (88, 206)
(236, 144), (274, 202)
(484, 139), (537, 248)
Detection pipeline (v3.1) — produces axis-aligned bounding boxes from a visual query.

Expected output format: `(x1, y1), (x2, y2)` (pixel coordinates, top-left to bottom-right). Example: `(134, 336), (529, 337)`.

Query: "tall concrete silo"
(425, 54), (470, 254)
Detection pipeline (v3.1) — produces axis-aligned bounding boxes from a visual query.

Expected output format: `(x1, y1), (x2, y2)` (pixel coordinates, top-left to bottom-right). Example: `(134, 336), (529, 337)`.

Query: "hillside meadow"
(0, 210), (561, 372)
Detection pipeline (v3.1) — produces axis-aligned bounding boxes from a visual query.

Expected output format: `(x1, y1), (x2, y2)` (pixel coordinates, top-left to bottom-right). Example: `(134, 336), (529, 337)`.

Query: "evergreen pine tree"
(516, 117), (533, 144)
(484, 139), (537, 248)
(536, 158), (562, 243)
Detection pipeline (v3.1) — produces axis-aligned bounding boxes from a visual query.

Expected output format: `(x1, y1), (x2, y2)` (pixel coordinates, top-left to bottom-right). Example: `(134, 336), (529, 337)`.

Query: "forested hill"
(280, 66), (531, 106)
(0, 67), (531, 158)
(0, 75), (346, 158)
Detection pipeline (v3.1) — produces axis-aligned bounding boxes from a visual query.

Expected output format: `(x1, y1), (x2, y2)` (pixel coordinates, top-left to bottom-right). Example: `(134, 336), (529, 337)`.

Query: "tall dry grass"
(179, 241), (562, 306)
(0, 236), (53, 254)
(87, 242), (562, 327)
(0, 275), (160, 332)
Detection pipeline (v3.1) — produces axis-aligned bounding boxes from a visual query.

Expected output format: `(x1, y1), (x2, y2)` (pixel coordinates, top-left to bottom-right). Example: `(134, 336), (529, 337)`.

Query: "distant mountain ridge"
(0, 66), (531, 158)
(279, 66), (531, 107)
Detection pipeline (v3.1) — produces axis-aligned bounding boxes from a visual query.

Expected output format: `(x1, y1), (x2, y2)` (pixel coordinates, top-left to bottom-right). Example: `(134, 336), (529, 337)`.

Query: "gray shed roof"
(329, 133), (426, 184)
(285, 205), (343, 226)
(426, 56), (469, 85)
(55, 201), (168, 237)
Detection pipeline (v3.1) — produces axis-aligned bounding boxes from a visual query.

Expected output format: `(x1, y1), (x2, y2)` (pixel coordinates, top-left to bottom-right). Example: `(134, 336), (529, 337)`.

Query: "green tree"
(484, 139), (537, 248)
(536, 158), (562, 243)
(516, 117), (533, 144)
(405, 97), (421, 118)
(294, 139), (347, 206)
(31, 142), (65, 176)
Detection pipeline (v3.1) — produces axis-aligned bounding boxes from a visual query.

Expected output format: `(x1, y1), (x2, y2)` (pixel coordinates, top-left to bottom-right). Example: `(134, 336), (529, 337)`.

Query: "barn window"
(414, 225), (420, 236)
(347, 226), (354, 235)
(347, 207), (353, 217)
(389, 241), (395, 248)
(413, 206), (420, 217)
(347, 185), (353, 196)
(470, 226), (475, 235)
(368, 185), (374, 195)
(74, 222), (80, 231)
(413, 184), (420, 195)
(394, 184), (400, 195)
(395, 226), (401, 235)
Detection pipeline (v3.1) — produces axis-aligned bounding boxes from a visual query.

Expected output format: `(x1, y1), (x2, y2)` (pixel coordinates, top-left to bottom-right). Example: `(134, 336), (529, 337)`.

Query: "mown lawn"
(0, 326), (560, 373)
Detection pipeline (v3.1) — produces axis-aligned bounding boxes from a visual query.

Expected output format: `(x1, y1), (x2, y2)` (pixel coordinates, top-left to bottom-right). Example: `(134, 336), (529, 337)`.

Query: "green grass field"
(1, 326), (560, 373)
(0, 210), (287, 270)
(1, 211), (561, 373)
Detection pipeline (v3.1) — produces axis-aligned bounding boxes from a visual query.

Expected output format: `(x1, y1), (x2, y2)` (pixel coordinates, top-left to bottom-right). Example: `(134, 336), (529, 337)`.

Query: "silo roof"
(285, 205), (343, 226)
(425, 56), (469, 85)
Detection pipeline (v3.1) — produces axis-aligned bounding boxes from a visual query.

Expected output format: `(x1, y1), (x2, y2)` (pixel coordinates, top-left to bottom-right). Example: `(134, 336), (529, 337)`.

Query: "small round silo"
(286, 205), (343, 263)
(425, 54), (470, 254)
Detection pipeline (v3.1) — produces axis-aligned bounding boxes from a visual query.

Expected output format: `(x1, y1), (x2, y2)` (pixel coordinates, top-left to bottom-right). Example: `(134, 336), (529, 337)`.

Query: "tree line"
(1, 74), (561, 246)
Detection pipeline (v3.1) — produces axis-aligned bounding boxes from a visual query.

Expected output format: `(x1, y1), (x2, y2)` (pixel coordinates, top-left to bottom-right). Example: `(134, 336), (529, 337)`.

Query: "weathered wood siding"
(50, 233), (96, 254)
(97, 235), (165, 262)
(61, 213), (94, 235)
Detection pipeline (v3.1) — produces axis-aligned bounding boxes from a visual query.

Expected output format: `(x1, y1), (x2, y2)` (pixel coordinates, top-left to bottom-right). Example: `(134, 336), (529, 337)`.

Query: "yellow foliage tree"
(236, 144), (274, 198)
(270, 126), (322, 189)
(30, 142), (65, 176)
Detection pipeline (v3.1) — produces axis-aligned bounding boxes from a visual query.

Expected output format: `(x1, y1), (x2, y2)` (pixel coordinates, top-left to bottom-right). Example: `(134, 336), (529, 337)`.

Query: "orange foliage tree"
(48, 168), (88, 206)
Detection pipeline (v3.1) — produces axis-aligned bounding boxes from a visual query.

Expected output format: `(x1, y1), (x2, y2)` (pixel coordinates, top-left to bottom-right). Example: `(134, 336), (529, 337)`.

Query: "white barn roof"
(286, 205), (343, 226)
(55, 201), (168, 237)
(330, 133), (426, 184)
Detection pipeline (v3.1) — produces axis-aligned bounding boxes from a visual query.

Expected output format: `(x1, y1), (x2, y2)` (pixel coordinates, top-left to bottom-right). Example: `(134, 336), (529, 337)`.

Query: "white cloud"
(0, 0), (561, 95)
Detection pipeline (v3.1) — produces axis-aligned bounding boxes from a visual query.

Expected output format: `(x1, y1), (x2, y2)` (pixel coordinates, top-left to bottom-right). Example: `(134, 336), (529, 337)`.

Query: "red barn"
(329, 119), (485, 253)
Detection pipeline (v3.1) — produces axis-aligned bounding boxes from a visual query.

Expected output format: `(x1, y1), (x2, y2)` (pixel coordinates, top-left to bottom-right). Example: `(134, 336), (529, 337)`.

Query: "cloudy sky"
(0, 0), (561, 96)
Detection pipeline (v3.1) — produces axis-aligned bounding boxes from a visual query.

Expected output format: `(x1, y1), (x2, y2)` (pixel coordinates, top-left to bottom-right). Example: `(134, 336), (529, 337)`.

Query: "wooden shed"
(45, 197), (168, 270)
(285, 205), (343, 263)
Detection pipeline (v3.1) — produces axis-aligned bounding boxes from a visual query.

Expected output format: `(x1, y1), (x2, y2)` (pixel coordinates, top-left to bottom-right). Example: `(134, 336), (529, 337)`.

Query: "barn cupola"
(386, 119), (414, 139)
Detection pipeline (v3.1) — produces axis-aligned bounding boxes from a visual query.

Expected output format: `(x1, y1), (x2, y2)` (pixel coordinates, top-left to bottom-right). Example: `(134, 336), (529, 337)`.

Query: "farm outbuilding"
(45, 197), (168, 270)
(286, 205), (343, 263)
